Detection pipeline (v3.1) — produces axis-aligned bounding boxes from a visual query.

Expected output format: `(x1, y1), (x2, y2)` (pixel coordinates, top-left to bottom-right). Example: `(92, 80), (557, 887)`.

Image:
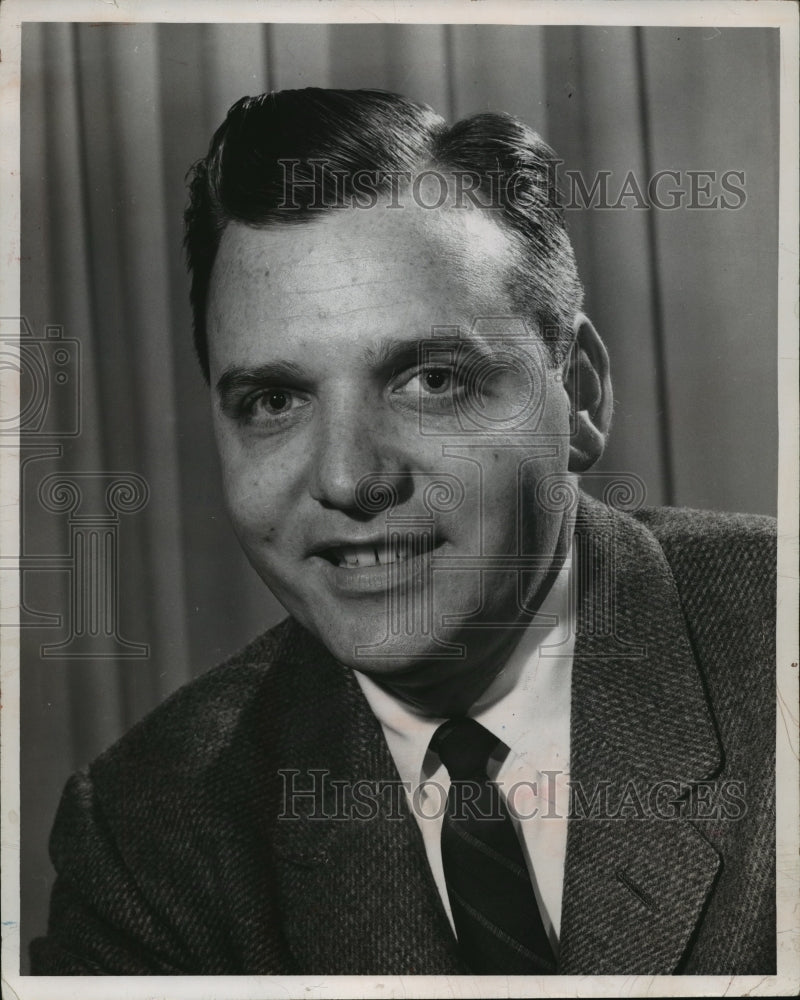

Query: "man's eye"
(240, 388), (310, 427)
(399, 367), (458, 397)
(262, 390), (291, 412)
(391, 366), (464, 415)
(421, 368), (452, 394)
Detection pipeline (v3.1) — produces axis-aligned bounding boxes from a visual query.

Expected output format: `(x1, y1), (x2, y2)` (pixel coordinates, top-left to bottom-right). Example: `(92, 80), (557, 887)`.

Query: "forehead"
(207, 203), (521, 363)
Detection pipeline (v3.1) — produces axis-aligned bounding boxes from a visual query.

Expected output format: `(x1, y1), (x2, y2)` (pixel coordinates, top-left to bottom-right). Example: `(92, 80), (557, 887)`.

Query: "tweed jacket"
(30, 495), (776, 975)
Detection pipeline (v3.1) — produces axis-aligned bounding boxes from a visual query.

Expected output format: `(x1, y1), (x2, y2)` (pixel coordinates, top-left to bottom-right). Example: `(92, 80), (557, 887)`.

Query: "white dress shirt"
(354, 543), (576, 954)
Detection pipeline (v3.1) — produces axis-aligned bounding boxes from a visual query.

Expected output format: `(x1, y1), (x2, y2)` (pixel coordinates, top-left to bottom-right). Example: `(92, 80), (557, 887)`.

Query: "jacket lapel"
(268, 626), (464, 974)
(558, 495), (722, 974)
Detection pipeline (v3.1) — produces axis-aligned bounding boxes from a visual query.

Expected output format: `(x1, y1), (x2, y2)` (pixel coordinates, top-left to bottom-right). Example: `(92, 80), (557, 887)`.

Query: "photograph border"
(1, 2), (797, 998)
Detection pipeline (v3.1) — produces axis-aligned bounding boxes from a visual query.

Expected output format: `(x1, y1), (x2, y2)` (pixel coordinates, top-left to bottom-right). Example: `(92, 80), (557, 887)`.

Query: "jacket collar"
(269, 492), (722, 974)
(558, 493), (722, 973)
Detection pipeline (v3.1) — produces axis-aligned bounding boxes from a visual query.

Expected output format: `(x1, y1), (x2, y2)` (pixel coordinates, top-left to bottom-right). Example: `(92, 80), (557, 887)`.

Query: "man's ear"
(563, 313), (613, 472)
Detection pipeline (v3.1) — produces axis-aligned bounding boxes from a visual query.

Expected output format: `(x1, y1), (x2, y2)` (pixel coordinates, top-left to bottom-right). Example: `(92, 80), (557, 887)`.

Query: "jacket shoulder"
(630, 503), (776, 680)
(632, 503), (775, 549)
(633, 502), (774, 591)
(70, 616), (324, 821)
(35, 617), (310, 974)
(96, 617), (295, 768)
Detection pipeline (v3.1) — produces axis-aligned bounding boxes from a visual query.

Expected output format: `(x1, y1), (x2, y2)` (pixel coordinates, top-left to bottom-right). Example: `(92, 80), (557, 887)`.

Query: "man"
(30, 88), (776, 976)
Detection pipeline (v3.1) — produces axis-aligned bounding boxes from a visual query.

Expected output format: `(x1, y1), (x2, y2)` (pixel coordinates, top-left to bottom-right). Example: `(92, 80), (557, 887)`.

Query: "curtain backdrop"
(19, 22), (778, 965)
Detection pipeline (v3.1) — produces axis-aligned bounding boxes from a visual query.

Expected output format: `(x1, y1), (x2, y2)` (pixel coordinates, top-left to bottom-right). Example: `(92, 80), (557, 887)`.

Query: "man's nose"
(308, 401), (412, 514)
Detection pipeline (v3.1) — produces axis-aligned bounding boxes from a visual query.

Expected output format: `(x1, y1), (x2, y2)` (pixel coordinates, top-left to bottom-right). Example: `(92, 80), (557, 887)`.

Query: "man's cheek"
(223, 476), (275, 539)
(480, 464), (531, 542)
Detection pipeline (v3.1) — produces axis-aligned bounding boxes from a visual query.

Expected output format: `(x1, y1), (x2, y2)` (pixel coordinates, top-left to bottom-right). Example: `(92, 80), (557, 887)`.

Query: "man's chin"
(316, 626), (464, 677)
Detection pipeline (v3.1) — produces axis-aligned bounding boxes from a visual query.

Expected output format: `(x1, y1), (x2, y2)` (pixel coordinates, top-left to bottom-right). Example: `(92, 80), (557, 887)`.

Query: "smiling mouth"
(318, 536), (442, 569)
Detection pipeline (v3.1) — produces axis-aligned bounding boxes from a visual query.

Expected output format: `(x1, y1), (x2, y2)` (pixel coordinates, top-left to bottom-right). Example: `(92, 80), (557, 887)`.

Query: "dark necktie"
(430, 717), (557, 975)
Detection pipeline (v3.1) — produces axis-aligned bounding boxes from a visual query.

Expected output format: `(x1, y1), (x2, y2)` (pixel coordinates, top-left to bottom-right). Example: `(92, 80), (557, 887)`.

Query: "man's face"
(207, 201), (574, 712)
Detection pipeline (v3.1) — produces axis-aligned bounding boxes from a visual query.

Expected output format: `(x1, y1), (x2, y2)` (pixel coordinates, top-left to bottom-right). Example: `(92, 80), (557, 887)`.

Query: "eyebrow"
(364, 335), (492, 374)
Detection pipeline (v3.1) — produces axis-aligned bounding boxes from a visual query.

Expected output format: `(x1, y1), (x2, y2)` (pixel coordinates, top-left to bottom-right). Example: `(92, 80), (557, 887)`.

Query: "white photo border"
(1, 2), (797, 998)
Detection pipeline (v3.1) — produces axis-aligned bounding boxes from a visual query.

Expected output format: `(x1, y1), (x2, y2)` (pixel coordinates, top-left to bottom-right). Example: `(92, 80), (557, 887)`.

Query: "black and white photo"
(1, 2), (797, 997)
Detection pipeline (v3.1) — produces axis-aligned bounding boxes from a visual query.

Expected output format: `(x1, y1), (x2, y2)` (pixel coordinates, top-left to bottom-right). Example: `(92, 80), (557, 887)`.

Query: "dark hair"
(184, 88), (583, 380)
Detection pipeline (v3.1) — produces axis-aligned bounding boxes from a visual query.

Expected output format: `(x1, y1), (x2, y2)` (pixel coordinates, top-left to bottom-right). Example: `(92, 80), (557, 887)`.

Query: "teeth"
(332, 542), (412, 568)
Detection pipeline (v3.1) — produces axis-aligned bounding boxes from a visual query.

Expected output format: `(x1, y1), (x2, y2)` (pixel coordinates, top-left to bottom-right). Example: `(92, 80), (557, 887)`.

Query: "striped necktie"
(431, 717), (556, 974)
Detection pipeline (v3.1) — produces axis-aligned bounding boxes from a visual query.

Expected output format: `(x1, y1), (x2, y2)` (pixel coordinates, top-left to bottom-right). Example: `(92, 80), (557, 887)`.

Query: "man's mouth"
(310, 534), (445, 595)
(321, 540), (418, 568)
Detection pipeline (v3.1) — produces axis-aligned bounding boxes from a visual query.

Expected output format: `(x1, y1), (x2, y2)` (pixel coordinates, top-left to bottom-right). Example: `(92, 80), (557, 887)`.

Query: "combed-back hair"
(184, 88), (583, 380)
